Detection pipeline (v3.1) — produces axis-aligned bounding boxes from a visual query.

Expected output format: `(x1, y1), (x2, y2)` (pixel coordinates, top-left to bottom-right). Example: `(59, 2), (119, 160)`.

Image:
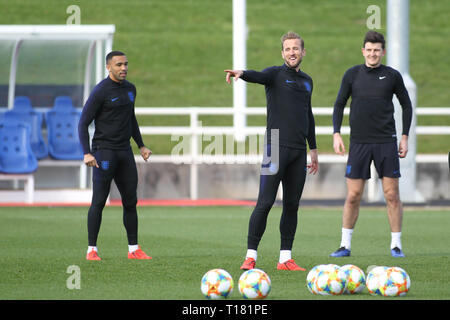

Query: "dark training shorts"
(345, 142), (401, 180)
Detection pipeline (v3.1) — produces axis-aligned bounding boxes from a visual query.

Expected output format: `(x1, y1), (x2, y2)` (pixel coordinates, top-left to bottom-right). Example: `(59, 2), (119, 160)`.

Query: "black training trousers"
(247, 145), (307, 251)
(87, 148), (139, 246)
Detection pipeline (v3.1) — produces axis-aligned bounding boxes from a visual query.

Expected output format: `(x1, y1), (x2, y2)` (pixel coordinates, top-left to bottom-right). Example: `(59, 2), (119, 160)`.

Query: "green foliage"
(1, 0), (449, 153)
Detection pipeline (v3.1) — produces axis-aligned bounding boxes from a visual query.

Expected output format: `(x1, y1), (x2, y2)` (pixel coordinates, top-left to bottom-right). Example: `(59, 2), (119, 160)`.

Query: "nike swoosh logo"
(379, 76), (386, 80)
(111, 97), (119, 101)
(285, 80), (295, 83)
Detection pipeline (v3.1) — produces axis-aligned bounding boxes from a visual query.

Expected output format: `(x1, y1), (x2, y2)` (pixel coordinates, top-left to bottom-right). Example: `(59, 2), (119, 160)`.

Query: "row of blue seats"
(0, 96), (84, 174)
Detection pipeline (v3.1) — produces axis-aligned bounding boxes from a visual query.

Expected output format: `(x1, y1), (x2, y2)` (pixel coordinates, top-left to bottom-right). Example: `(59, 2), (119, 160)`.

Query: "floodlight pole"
(386, 0), (424, 202)
(233, 0), (247, 142)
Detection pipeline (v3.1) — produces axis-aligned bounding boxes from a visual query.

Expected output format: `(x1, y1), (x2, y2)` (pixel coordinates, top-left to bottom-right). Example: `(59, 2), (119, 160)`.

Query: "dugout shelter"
(0, 25), (115, 110)
(0, 25), (115, 203)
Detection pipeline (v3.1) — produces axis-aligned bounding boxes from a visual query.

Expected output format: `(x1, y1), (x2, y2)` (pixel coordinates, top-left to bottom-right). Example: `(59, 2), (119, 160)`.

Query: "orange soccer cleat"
(86, 249), (101, 261)
(277, 259), (306, 271)
(240, 257), (256, 270)
(128, 246), (152, 260)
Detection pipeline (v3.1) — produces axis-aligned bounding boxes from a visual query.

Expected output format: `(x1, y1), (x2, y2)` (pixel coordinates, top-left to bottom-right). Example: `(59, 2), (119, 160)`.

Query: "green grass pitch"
(0, 205), (449, 300)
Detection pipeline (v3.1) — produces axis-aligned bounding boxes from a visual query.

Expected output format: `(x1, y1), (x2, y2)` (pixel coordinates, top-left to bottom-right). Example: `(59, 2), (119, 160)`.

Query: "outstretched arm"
(224, 69), (244, 84)
(224, 67), (275, 85)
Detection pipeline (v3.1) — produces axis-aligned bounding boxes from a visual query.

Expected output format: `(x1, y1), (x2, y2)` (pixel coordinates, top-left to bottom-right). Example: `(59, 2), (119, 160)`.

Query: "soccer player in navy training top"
(225, 31), (319, 271)
(78, 51), (152, 260)
(330, 31), (412, 258)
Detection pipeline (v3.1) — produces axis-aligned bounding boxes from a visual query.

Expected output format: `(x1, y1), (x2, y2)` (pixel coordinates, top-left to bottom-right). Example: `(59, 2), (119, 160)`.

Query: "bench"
(0, 173), (35, 203)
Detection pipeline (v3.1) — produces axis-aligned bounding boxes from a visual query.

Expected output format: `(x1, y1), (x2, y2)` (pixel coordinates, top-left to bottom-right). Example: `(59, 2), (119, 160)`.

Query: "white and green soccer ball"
(200, 268), (234, 299)
(238, 268), (271, 299)
(340, 264), (366, 294)
(308, 264), (347, 295)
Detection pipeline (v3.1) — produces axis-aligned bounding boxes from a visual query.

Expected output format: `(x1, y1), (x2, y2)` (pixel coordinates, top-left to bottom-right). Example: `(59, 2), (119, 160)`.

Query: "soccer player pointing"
(225, 31), (318, 271)
(330, 31), (412, 258)
(79, 51), (152, 260)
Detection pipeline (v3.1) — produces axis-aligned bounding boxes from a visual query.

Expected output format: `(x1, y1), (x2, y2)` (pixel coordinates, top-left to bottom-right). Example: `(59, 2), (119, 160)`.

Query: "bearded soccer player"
(225, 31), (319, 271)
(78, 51), (152, 260)
(330, 31), (412, 258)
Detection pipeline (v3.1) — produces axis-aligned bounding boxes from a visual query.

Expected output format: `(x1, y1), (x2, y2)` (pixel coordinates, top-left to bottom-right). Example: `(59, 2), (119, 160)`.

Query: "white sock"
(279, 250), (292, 263)
(128, 244), (139, 253)
(87, 246), (98, 253)
(246, 249), (257, 261)
(391, 232), (402, 250)
(340, 228), (353, 250)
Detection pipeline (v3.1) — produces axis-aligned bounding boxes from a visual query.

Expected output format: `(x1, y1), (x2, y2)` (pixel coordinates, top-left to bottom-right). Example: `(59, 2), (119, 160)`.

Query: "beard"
(285, 57), (302, 69)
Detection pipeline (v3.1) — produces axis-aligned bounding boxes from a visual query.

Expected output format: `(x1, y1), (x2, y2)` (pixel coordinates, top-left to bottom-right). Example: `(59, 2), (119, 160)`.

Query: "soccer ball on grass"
(366, 266), (388, 296)
(238, 268), (271, 299)
(307, 264), (347, 295)
(306, 265), (321, 294)
(201, 268), (234, 299)
(340, 264), (366, 294)
(366, 266), (410, 297)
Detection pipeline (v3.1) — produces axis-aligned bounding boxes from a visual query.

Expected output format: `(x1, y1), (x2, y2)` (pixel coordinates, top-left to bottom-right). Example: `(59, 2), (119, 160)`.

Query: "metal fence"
(135, 107), (450, 200)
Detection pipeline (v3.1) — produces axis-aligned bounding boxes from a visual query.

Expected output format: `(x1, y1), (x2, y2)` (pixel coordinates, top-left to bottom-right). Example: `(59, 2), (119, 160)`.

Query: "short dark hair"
(281, 31), (304, 50)
(363, 30), (385, 49)
(106, 51), (126, 64)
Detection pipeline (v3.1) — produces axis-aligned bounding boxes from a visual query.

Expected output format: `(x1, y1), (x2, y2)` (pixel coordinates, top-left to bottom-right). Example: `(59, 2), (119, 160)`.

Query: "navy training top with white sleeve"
(333, 64), (412, 144)
(78, 77), (144, 154)
(241, 64), (317, 150)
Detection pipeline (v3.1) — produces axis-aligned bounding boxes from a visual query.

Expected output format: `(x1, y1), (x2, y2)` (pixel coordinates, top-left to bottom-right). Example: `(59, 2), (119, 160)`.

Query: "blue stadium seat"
(12, 96), (33, 112)
(46, 96), (84, 160)
(53, 96), (75, 112)
(2, 97), (48, 159)
(0, 120), (38, 174)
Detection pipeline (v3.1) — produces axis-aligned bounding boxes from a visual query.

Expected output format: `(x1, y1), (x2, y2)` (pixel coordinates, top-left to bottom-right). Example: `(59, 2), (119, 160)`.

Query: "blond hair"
(281, 31), (304, 50)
